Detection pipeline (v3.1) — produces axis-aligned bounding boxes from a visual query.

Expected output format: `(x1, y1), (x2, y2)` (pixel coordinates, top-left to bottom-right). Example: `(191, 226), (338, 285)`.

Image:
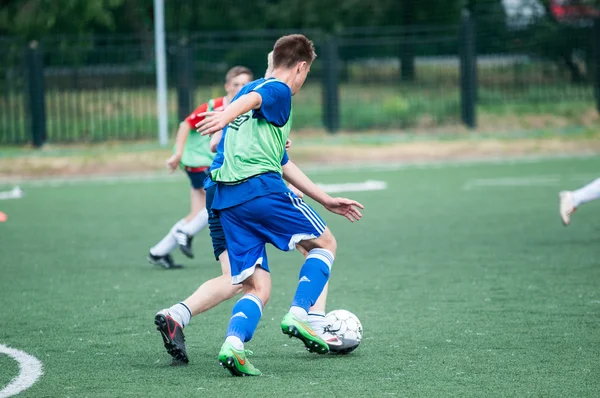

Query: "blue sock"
(291, 248), (333, 312)
(226, 294), (263, 342)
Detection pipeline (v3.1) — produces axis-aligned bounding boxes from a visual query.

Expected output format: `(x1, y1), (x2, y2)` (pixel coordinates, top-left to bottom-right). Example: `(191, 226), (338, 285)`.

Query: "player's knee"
(219, 274), (243, 297)
(301, 228), (337, 255)
(318, 229), (337, 255)
(220, 268), (242, 292)
(242, 268), (271, 306)
(251, 281), (271, 306)
(243, 284), (270, 306)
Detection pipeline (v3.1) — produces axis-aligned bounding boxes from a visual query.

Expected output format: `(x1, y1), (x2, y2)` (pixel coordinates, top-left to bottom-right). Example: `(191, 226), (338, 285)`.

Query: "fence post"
(26, 41), (46, 147)
(459, 9), (477, 129)
(594, 18), (600, 115)
(322, 35), (340, 133)
(400, 35), (415, 82)
(176, 38), (194, 122)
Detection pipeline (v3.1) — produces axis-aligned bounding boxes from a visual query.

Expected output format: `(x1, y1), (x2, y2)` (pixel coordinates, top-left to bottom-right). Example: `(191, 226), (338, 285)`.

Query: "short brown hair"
(225, 66), (253, 82)
(272, 34), (316, 69)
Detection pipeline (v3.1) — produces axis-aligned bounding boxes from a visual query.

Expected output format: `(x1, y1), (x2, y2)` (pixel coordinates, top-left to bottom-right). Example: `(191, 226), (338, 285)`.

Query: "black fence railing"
(475, 6), (595, 105)
(1, 9), (598, 146)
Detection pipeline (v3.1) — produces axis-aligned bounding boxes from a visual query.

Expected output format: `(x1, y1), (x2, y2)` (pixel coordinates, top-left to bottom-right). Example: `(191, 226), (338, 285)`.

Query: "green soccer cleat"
(218, 342), (261, 377)
(281, 312), (330, 354)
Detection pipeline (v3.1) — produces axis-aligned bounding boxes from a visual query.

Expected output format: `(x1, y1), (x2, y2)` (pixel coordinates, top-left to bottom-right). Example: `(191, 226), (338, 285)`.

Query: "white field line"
(463, 173), (600, 190)
(0, 344), (43, 398)
(463, 176), (562, 190)
(0, 152), (598, 189)
(0, 187), (24, 200)
(317, 180), (387, 193)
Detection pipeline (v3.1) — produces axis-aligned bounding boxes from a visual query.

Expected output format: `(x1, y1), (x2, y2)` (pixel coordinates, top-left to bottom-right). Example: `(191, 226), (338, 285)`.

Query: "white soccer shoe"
(307, 316), (343, 351)
(315, 326), (344, 351)
(559, 191), (576, 226)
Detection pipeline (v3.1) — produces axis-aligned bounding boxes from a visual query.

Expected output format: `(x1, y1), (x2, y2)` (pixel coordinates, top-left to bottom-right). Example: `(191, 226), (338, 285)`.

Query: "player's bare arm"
(166, 121), (191, 172)
(283, 139), (303, 197)
(209, 130), (223, 153)
(282, 161), (363, 222)
(196, 92), (262, 136)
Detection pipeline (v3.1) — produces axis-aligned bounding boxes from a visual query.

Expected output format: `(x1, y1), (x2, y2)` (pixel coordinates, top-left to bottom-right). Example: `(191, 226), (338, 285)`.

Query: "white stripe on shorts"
(287, 193), (324, 234)
(296, 198), (326, 231)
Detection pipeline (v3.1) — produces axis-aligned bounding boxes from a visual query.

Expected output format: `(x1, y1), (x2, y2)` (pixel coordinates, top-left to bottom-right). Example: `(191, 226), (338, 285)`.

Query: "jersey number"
(229, 114), (250, 131)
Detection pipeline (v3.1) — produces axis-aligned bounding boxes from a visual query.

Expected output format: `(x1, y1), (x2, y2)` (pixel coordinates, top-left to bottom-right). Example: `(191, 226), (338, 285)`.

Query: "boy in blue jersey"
(195, 34), (364, 376)
(153, 53), (344, 366)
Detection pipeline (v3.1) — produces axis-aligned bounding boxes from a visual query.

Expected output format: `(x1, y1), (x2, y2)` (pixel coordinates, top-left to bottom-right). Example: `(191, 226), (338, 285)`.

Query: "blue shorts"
(205, 183), (227, 261)
(185, 168), (210, 190)
(218, 191), (327, 284)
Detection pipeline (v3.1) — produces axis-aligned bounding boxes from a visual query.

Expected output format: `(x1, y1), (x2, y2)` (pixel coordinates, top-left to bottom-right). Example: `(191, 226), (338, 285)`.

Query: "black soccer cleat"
(154, 311), (189, 363)
(147, 253), (183, 269)
(174, 231), (194, 259)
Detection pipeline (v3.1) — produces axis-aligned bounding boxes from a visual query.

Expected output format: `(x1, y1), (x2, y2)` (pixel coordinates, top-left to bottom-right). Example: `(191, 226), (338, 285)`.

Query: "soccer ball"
(325, 309), (363, 354)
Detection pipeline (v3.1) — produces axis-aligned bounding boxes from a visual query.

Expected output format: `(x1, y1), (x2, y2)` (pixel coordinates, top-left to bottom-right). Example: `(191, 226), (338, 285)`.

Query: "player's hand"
(285, 139), (292, 150)
(166, 154), (181, 173)
(195, 111), (228, 136)
(288, 183), (304, 198)
(323, 197), (364, 222)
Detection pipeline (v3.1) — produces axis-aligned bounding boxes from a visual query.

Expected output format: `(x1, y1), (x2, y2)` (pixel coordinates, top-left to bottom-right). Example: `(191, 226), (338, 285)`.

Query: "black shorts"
(185, 168), (210, 190)
(205, 183), (226, 261)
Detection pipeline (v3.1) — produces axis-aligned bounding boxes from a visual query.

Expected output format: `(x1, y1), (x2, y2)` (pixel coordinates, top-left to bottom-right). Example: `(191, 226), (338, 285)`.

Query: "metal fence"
(0, 9), (598, 146)
(474, 5), (595, 105)
(0, 37), (28, 145)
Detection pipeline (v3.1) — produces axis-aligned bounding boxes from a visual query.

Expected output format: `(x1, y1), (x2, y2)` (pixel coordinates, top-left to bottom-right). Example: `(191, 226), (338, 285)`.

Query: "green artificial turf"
(1, 155), (599, 397)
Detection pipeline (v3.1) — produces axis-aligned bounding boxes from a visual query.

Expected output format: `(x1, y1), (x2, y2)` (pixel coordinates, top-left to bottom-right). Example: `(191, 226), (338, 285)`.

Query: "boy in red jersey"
(147, 66), (253, 268)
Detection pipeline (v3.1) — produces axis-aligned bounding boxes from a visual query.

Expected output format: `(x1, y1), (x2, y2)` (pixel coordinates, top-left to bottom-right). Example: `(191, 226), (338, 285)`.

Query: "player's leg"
(215, 204), (274, 376)
(281, 226), (336, 354)
(148, 171), (207, 268)
(307, 283), (343, 348)
(147, 218), (184, 269)
(244, 191), (333, 353)
(154, 250), (242, 364)
(219, 265), (271, 377)
(295, 245), (341, 348)
(293, 243), (340, 348)
(559, 178), (600, 226)
(154, 183), (240, 364)
(174, 171), (210, 258)
(182, 250), (242, 315)
(297, 244), (328, 318)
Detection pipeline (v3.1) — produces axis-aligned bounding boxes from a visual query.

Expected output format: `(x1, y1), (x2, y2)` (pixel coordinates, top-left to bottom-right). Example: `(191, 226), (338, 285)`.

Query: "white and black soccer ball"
(325, 309), (363, 354)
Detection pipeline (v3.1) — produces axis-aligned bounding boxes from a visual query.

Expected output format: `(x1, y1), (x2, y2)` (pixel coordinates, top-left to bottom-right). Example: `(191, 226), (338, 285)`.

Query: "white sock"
(572, 178), (600, 207)
(225, 335), (244, 351)
(308, 312), (327, 331)
(290, 306), (308, 321)
(179, 209), (208, 236)
(150, 219), (186, 256)
(168, 302), (192, 328)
